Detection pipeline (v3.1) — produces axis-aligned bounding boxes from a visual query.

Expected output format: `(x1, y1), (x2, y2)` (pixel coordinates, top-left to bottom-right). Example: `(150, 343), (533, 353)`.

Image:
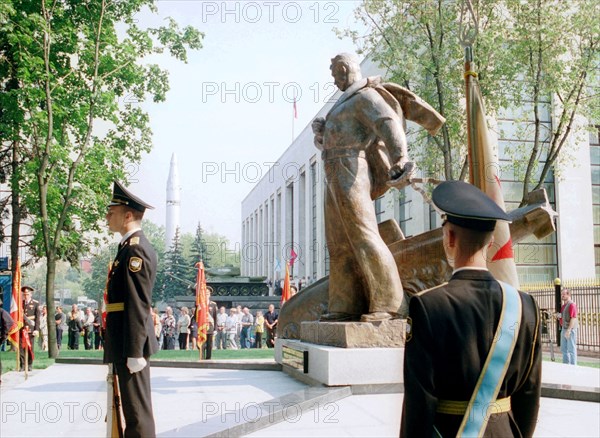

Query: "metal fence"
(523, 279), (600, 353)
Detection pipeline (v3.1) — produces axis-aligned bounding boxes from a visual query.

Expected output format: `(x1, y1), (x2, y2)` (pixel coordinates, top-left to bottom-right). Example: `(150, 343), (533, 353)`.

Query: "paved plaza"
(0, 360), (598, 437)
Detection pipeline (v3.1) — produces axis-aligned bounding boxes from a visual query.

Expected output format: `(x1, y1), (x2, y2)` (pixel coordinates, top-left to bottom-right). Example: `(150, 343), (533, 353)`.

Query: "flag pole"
(292, 97), (295, 142)
(460, 0), (519, 288)
(195, 260), (208, 361)
(459, 0), (478, 184)
(11, 259), (22, 372)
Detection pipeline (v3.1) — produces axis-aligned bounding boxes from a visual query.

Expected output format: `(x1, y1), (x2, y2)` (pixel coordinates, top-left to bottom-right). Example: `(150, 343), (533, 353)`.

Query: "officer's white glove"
(127, 357), (147, 374)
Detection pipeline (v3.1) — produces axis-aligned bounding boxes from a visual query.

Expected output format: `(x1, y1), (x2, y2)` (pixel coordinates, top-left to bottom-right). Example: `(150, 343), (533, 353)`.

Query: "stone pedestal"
(275, 338), (404, 387)
(276, 320), (407, 387)
(301, 319), (407, 348)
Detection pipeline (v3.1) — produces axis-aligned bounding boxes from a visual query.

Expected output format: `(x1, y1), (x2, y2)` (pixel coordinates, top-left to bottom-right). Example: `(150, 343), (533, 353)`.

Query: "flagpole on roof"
(292, 93), (298, 142)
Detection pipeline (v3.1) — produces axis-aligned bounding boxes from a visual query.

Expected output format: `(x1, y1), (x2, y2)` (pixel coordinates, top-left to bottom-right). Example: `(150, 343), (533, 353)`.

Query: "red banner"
(465, 63), (519, 289)
(280, 262), (291, 306)
(195, 261), (209, 345)
(7, 259), (22, 349)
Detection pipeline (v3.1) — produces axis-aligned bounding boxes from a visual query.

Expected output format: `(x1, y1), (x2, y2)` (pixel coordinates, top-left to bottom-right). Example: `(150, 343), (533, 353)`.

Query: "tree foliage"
(340, 0), (599, 197)
(189, 222), (211, 268)
(340, 0), (513, 180)
(81, 244), (115, 305)
(161, 227), (192, 300)
(504, 0), (600, 201)
(0, 0), (203, 357)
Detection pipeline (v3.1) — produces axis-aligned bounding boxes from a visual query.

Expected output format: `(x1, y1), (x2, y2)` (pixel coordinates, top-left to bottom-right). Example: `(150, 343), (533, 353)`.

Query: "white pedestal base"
(275, 338), (405, 386)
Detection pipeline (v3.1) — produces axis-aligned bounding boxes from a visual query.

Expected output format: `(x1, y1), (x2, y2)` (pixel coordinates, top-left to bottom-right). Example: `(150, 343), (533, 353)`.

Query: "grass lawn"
(0, 340), (275, 374)
(4, 340), (597, 374)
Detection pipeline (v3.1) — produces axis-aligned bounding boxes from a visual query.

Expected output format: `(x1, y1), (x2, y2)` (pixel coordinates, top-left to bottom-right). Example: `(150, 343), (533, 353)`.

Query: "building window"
(397, 190), (412, 237)
(497, 100), (558, 283)
(374, 197), (385, 223)
(591, 126), (600, 277)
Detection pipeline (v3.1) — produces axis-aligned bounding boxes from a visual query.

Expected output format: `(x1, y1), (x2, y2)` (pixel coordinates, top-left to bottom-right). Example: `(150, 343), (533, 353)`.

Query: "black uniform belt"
(106, 303), (124, 312)
(322, 149), (366, 161)
(436, 397), (511, 415)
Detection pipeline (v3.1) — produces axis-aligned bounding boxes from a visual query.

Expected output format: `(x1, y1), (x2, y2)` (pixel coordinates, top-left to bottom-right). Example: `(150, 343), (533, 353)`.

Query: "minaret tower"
(166, 153), (181, 249)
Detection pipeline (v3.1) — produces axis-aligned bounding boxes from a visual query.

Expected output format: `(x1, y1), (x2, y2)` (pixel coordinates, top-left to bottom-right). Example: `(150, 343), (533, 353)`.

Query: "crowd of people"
(62, 304), (103, 351)
(152, 302), (279, 352)
(0, 295), (283, 356)
(0, 286), (106, 375)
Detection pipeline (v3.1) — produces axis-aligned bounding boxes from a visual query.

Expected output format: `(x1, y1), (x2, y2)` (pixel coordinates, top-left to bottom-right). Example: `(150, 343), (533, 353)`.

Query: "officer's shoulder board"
(414, 282), (448, 297)
(405, 282), (448, 343)
(130, 236), (140, 246)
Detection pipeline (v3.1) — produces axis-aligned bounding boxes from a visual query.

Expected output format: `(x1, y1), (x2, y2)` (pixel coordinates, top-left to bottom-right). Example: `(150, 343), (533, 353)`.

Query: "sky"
(126, 0), (365, 246)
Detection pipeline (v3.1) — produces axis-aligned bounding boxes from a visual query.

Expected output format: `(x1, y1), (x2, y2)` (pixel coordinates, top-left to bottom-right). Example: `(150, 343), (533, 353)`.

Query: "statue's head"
(330, 53), (361, 91)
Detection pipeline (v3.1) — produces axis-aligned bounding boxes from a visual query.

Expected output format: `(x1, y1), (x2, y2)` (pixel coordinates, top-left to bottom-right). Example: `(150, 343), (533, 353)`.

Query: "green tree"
(189, 222), (211, 268)
(1, 0), (203, 357)
(204, 232), (240, 268)
(504, 0), (600, 203)
(24, 260), (88, 304)
(342, 0), (599, 201)
(140, 219), (167, 303)
(82, 245), (116, 306)
(162, 228), (193, 300)
(339, 0), (515, 181)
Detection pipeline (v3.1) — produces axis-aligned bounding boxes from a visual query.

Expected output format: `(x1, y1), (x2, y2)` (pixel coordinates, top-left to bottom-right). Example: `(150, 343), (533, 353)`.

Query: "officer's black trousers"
(114, 361), (156, 438)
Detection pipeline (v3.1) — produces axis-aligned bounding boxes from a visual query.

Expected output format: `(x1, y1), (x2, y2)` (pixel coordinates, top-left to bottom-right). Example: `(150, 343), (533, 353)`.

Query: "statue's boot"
(360, 311), (394, 322)
(320, 312), (359, 322)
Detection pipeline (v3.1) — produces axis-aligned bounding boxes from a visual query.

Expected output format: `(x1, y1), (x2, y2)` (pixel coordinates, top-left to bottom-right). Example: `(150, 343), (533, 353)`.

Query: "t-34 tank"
(206, 266), (269, 297)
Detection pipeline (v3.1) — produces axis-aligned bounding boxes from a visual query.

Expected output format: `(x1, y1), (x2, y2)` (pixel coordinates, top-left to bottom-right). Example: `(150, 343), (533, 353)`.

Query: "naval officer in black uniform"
(400, 181), (542, 437)
(104, 181), (159, 437)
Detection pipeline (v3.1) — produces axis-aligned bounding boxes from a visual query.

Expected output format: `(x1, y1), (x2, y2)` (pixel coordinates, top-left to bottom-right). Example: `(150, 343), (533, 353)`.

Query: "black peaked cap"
(432, 181), (510, 231)
(109, 181), (154, 212)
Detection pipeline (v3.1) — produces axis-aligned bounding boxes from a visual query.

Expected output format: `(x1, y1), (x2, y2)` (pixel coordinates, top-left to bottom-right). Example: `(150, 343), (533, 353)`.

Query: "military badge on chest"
(129, 257), (143, 272)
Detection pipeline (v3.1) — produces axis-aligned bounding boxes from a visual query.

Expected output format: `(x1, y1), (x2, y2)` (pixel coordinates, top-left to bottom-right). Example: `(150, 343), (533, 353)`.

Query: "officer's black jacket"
(103, 230), (159, 363)
(401, 269), (541, 438)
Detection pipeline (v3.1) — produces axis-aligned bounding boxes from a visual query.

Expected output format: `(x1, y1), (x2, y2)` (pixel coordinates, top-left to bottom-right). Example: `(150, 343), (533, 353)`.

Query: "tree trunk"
(46, 253), (58, 358)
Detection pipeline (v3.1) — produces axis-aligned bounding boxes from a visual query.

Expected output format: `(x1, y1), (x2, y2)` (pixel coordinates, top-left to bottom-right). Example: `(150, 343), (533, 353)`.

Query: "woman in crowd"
(67, 304), (83, 350)
(177, 307), (191, 350)
(161, 306), (177, 350)
(254, 310), (265, 349)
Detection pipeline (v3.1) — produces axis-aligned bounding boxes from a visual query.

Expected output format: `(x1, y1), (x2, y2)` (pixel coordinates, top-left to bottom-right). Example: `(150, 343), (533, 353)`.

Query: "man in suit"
(104, 181), (159, 437)
(401, 181), (542, 437)
(20, 286), (39, 371)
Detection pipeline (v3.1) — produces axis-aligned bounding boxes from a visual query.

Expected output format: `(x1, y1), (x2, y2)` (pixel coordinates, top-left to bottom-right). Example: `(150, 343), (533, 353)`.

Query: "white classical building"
(241, 57), (599, 285)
